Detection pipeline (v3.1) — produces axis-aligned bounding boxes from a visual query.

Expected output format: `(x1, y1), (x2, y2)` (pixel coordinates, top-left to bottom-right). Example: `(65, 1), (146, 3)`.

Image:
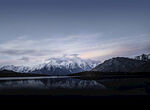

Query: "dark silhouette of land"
(0, 70), (49, 77)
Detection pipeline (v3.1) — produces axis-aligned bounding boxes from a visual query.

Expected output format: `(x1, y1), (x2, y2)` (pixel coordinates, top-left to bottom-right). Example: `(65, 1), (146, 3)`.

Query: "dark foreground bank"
(0, 70), (49, 77)
(70, 71), (150, 79)
(1, 95), (150, 104)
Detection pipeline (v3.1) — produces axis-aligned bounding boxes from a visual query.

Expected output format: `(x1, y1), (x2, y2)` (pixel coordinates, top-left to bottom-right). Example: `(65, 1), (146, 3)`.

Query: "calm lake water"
(0, 76), (105, 90)
(0, 76), (150, 95)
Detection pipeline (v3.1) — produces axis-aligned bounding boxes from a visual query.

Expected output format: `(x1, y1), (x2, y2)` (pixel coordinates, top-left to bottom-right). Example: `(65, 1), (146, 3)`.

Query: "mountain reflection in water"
(0, 76), (150, 95)
(0, 77), (105, 90)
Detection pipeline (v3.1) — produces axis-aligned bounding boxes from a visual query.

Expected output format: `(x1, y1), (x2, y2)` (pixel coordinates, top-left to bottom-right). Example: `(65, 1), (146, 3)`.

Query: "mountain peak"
(134, 53), (150, 61)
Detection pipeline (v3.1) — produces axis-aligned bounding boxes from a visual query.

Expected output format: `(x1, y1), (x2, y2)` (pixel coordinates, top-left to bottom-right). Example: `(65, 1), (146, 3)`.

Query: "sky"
(0, 0), (150, 66)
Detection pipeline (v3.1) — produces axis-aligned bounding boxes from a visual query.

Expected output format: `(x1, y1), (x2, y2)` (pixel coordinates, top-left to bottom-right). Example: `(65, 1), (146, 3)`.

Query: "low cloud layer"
(0, 33), (150, 66)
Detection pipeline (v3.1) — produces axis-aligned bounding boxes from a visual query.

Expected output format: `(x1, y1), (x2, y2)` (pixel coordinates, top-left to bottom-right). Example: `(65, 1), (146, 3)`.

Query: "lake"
(0, 76), (150, 96)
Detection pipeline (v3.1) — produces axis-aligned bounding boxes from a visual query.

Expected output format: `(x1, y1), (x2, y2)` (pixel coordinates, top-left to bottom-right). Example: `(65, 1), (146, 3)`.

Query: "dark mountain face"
(30, 66), (85, 75)
(133, 61), (150, 72)
(92, 57), (146, 72)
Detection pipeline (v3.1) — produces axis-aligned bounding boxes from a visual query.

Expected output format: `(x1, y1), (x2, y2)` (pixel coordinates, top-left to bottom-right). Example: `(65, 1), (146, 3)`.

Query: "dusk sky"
(0, 0), (150, 66)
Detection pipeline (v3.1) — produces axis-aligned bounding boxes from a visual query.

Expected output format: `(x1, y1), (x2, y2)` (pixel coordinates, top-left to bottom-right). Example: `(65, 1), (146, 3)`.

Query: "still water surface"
(0, 76), (105, 89)
(0, 76), (150, 95)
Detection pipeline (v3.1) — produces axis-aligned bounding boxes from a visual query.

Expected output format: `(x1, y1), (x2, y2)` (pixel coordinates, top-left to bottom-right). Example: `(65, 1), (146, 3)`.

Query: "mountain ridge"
(0, 57), (100, 75)
(92, 57), (146, 72)
(92, 53), (150, 73)
(0, 53), (150, 75)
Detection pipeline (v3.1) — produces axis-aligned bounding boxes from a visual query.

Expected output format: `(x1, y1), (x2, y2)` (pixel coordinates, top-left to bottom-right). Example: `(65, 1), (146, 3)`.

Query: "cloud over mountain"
(0, 33), (150, 66)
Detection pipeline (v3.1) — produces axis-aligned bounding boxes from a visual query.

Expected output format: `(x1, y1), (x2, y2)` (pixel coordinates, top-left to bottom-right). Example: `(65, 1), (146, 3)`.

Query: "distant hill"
(92, 57), (146, 72)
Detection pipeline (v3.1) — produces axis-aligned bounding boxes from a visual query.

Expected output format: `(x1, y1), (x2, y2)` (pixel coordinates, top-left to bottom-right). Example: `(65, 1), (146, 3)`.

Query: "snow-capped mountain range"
(0, 57), (100, 75)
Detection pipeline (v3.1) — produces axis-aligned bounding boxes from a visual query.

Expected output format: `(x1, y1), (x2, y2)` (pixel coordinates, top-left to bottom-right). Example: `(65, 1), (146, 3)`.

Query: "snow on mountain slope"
(0, 56), (100, 75)
(0, 65), (30, 73)
(134, 54), (150, 61)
